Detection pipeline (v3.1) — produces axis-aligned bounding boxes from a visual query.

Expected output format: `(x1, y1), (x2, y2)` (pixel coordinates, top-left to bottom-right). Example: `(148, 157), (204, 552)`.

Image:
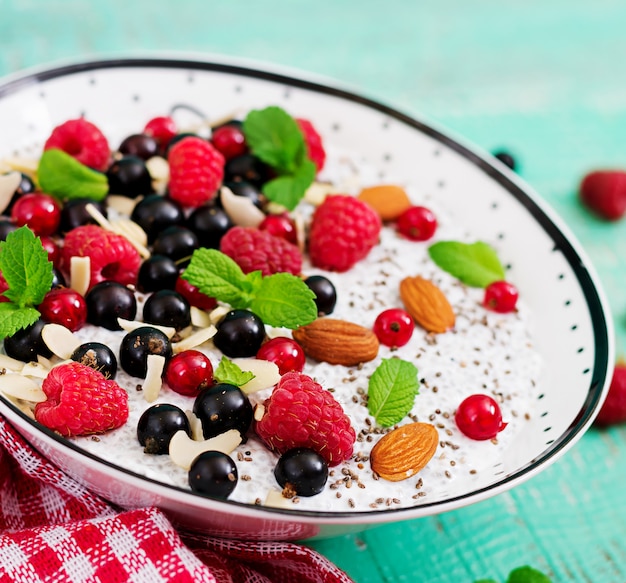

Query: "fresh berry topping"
(38, 288), (87, 332)
(71, 342), (118, 379)
(39, 236), (61, 267)
(256, 336), (306, 374)
(188, 450), (238, 499)
(137, 255), (179, 292)
(168, 136), (224, 208)
(43, 118), (110, 171)
(118, 134), (159, 160)
(34, 361), (128, 437)
(152, 225), (199, 262)
(308, 195), (381, 272)
(493, 149), (517, 171)
(455, 394), (507, 440)
(142, 289), (191, 331)
(224, 154), (271, 187)
(62, 224), (141, 288)
(211, 123), (248, 160)
(274, 447), (328, 497)
(0, 220), (18, 242)
(85, 281), (137, 330)
(60, 198), (106, 233)
(483, 281), (519, 313)
(119, 326), (173, 379)
(220, 226), (302, 276)
(3, 318), (52, 362)
(373, 308), (414, 348)
(174, 273), (217, 311)
(296, 118), (326, 173)
(0, 270), (8, 302)
(579, 170), (626, 221)
(106, 155), (153, 198)
(594, 363), (626, 426)
(396, 205), (437, 241)
(193, 383), (253, 439)
(186, 203), (233, 249)
(11, 193), (61, 236)
(137, 403), (191, 454)
(165, 350), (214, 397)
(213, 309), (266, 358)
(143, 116), (177, 151)
(304, 275), (337, 316)
(258, 213), (298, 245)
(222, 180), (263, 208)
(255, 371), (356, 466)
(130, 194), (184, 243)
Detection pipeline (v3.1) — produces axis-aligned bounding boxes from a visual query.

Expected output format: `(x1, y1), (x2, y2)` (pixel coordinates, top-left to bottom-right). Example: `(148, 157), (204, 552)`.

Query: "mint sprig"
(214, 357), (255, 387)
(474, 566), (552, 583)
(182, 248), (317, 329)
(0, 226), (53, 337)
(428, 240), (506, 288)
(38, 148), (108, 202)
(242, 106), (316, 211)
(367, 358), (419, 427)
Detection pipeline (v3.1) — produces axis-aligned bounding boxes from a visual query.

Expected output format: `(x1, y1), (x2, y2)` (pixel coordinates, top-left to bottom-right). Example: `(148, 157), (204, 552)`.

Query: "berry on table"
(594, 363), (626, 426)
(455, 394), (507, 440)
(255, 371), (356, 466)
(213, 309), (266, 358)
(274, 447), (328, 497)
(38, 287), (88, 332)
(256, 336), (306, 374)
(119, 326), (173, 379)
(85, 280), (137, 330)
(43, 118), (110, 171)
(304, 275), (337, 316)
(483, 280), (519, 313)
(137, 403), (191, 454)
(11, 193), (61, 236)
(192, 383), (253, 439)
(70, 342), (118, 379)
(165, 350), (214, 397)
(34, 361), (128, 437)
(373, 308), (414, 348)
(579, 170), (626, 221)
(396, 205), (437, 242)
(188, 450), (238, 499)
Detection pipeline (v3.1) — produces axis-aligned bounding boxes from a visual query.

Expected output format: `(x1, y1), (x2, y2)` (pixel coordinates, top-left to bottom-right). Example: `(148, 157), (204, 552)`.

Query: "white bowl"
(0, 56), (614, 540)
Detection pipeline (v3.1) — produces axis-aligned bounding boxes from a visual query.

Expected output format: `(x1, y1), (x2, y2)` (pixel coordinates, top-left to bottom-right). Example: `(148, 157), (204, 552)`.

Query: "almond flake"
(169, 429), (242, 470)
(190, 306), (213, 328)
(70, 256), (91, 296)
(304, 181), (335, 206)
(172, 326), (217, 353)
(220, 185), (265, 227)
(253, 403), (266, 422)
(145, 157), (169, 194)
(117, 318), (176, 339)
(0, 171), (21, 214)
(20, 361), (51, 379)
(41, 323), (81, 360)
(0, 354), (26, 373)
(85, 203), (150, 258)
(208, 305), (230, 325)
(185, 410), (205, 441)
(263, 489), (293, 509)
(232, 358), (280, 394)
(106, 194), (140, 216)
(0, 156), (38, 176)
(142, 354), (166, 402)
(0, 373), (46, 403)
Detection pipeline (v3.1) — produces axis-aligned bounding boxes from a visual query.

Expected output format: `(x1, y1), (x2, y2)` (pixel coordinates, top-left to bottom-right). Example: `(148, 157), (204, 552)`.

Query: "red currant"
(396, 205), (437, 241)
(11, 193), (61, 236)
(256, 337), (306, 375)
(39, 236), (61, 267)
(165, 349), (214, 397)
(38, 288), (87, 332)
(373, 308), (414, 348)
(175, 275), (217, 311)
(483, 281), (518, 313)
(211, 124), (247, 160)
(455, 394), (507, 440)
(258, 213), (298, 245)
(143, 116), (177, 150)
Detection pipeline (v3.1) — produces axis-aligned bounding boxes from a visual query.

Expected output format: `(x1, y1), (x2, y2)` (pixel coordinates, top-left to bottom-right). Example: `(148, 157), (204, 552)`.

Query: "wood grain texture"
(2, 1), (626, 581)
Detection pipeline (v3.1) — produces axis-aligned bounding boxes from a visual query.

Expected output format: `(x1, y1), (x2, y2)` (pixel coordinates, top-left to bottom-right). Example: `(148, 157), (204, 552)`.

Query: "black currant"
(274, 448), (328, 497)
(119, 134), (159, 160)
(51, 267), (66, 289)
(304, 275), (337, 316)
(142, 289), (191, 330)
(193, 383), (253, 439)
(493, 149), (517, 171)
(71, 342), (118, 379)
(137, 255), (179, 292)
(224, 154), (270, 187)
(213, 309), (265, 358)
(119, 326), (172, 378)
(188, 451), (238, 499)
(5, 172), (35, 214)
(186, 203), (233, 249)
(107, 155), (153, 198)
(137, 403), (191, 455)
(152, 226), (199, 262)
(60, 198), (107, 232)
(3, 319), (53, 362)
(0, 220), (17, 242)
(130, 194), (185, 244)
(222, 180), (263, 209)
(85, 281), (137, 330)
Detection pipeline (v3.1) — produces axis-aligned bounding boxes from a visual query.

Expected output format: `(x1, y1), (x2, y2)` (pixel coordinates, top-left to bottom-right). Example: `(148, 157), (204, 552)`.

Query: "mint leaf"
(214, 357), (255, 386)
(243, 106), (305, 173)
(182, 248), (252, 307)
(507, 566), (552, 583)
(474, 580), (498, 583)
(367, 358), (419, 427)
(263, 158), (316, 211)
(0, 226), (53, 307)
(37, 149), (108, 202)
(428, 241), (506, 288)
(0, 303), (40, 338)
(250, 272), (317, 328)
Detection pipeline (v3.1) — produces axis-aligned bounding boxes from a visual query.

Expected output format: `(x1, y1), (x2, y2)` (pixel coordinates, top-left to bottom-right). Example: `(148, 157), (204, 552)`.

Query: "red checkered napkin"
(0, 416), (354, 583)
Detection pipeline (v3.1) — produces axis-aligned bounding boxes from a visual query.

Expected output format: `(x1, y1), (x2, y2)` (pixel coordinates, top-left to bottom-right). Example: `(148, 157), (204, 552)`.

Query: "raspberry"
(220, 226), (302, 276)
(168, 136), (225, 208)
(594, 364), (626, 426)
(44, 118), (110, 171)
(579, 170), (626, 221)
(255, 372), (355, 466)
(34, 361), (129, 437)
(61, 224), (141, 289)
(296, 118), (326, 173)
(308, 195), (381, 272)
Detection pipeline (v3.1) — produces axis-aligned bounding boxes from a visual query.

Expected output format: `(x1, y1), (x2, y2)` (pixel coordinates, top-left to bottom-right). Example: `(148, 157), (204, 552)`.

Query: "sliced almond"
(254, 402), (266, 422)
(0, 156), (38, 176)
(20, 361), (51, 379)
(0, 171), (21, 214)
(231, 358), (280, 394)
(0, 373), (46, 403)
(142, 354), (166, 402)
(172, 325), (217, 353)
(263, 489), (293, 509)
(106, 194), (140, 216)
(209, 305), (231, 325)
(0, 354), (26, 373)
(169, 429), (242, 470)
(117, 318), (176, 339)
(220, 185), (265, 227)
(41, 323), (81, 360)
(1, 394), (36, 419)
(70, 256), (91, 296)
(304, 181), (335, 206)
(190, 306), (213, 329)
(185, 410), (205, 442)
(145, 156), (169, 194)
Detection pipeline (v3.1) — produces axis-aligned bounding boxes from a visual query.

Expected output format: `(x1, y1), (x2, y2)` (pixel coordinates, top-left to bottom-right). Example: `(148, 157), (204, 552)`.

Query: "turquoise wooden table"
(2, 1), (626, 581)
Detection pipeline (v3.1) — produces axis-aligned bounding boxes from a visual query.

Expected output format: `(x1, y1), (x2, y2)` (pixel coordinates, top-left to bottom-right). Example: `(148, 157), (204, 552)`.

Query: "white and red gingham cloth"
(0, 416), (354, 583)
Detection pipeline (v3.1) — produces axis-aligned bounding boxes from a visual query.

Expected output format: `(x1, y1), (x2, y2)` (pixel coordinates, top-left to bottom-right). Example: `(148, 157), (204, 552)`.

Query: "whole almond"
(292, 318), (379, 366)
(358, 185), (412, 221)
(370, 422), (438, 481)
(400, 276), (455, 333)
